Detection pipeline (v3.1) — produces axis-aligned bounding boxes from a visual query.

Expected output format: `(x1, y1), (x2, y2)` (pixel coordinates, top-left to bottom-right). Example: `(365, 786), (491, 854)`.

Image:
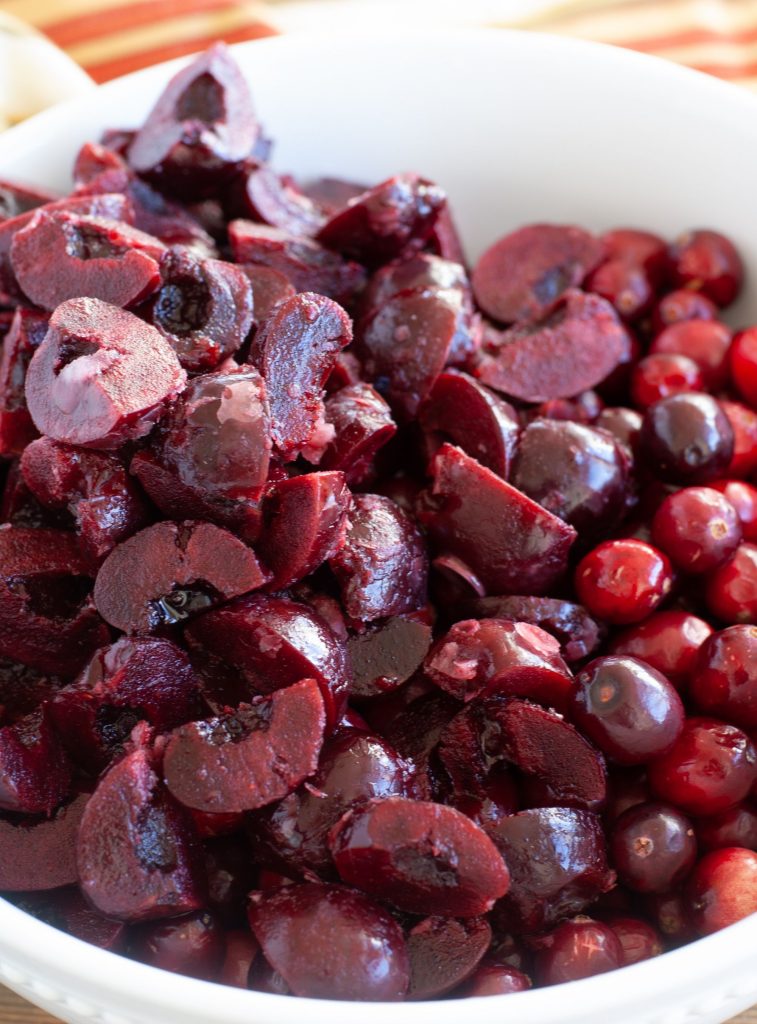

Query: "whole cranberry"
(585, 258), (653, 322)
(695, 803), (757, 852)
(688, 626), (757, 730)
(596, 407), (642, 452)
(710, 480), (757, 543)
(601, 228), (667, 284)
(574, 540), (674, 625)
(609, 611), (713, 689)
(534, 918), (623, 986)
(604, 915), (664, 965)
(459, 964), (532, 997)
(630, 353), (703, 410)
(649, 319), (731, 391)
(610, 801), (696, 893)
(643, 889), (696, 944)
(687, 847), (757, 935)
(720, 400), (757, 478)
(651, 289), (718, 335)
(651, 487), (742, 574)
(129, 911), (225, 981)
(640, 393), (734, 485)
(730, 327), (757, 409)
(569, 656), (684, 765)
(666, 229), (743, 307)
(648, 717), (757, 816)
(706, 543), (757, 624)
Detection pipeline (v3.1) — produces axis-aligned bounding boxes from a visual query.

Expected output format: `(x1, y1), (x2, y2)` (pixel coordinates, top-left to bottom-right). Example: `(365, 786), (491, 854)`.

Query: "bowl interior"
(0, 26), (757, 1024)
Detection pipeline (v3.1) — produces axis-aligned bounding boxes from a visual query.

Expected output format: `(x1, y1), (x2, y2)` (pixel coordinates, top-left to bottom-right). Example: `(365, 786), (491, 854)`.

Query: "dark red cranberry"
(696, 803), (757, 852)
(604, 915), (663, 965)
(706, 543), (757, 624)
(651, 486), (742, 574)
(648, 717), (757, 815)
(575, 539), (674, 625)
(596, 407), (642, 452)
(406, 915), (491, 999)
(630, 353), (704, 410)
(666, 229), (743, 307)
(730, 327), (757, 408)
(457, 964), (532, 997)
(472, 224), (604, 324)
(651, 289), (717, 334)
(688, 626), (757, 729)
(687, 847), (757, 935)
(643, 889), (696, 944)
(611, 801), (696, 893)
(329, 796), (509, 916)
(649, 319), (732, 391)
(248, 883), (410, 1000)
(569, 656), (684, 765)
(129, 910), (224, 981)
(710, 480), (757, 542)
(640, 392), (734, 484)
(534, 918), (623, 986)
(720, 400), (757, 478)
(585, 258), (653, 321)
(476, 290), (629, 402)
(609, 610), (713, 688)
(488, 808), (614, 933)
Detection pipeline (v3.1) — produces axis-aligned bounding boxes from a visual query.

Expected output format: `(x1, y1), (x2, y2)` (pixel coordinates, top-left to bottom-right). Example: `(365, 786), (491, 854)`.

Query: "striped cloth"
(2, 0), (757, 88)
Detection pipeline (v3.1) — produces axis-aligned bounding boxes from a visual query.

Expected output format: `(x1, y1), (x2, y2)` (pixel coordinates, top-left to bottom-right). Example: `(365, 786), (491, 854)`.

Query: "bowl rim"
(1, 25), (757, 1020)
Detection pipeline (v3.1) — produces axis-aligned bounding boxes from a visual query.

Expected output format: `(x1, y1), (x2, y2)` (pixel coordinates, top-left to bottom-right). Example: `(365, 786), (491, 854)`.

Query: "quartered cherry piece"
(406, 916), (491, 1000)
(0, 706), (72, 815)
(361, 252), (469, 315)
(239, 264), (296, 328)
(0, 791), (88, 891)
(472, 223), (604, 324)
(0, 308), (49, 458)
(348, 616), (432, 699)
(418, 444), (576, 596)
(93, 520), (268, 633)
(225, 163), (325, 236)
(163, 679), (326, 813)
(316, 174), (446, 267)
(321, 383), (397, 484)
(476, 290), (630, 402)
(464, 595), (603, 664)
(11, 209), (166, 312)
(25, 298), (186, 450)
(250, 292), (352, 460)
(128, 43), (259, 199)
(76, 745), (206, 922)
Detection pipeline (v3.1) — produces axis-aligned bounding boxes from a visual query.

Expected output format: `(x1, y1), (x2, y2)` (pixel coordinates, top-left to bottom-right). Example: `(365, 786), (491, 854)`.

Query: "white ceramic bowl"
(0, 27), (756, 1024)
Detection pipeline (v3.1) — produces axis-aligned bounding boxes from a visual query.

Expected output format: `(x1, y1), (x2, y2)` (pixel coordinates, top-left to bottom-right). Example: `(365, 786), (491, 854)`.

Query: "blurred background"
(3, 0), (757, 131)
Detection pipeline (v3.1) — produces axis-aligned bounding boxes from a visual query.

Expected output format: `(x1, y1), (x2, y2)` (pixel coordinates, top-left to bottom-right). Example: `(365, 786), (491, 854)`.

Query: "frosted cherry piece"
(163, 679), (326, 813)
(418, 444), (576, 595)
(128, 43), (260, 199)
(25, 298), (186, 449)
(0, 790), (89, 891)
(93, 520), (268, 634)
(76, 745), (206, 922)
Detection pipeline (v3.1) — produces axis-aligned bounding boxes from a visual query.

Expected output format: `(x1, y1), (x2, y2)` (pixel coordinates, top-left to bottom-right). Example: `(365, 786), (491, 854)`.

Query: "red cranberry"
(596, 406), (642, 451)
(574, 540), (674, 625)
(720, 400), (757, 478)
(631, 354), (704, 410)
(643, 889), (696, 944)
(706, 543), (757, 623)
(604, 915), (663, 965)
(688, 626), (757, 729)
(603, 767), (651, 824)
(459, 964), (532, 997)
(651, 486), (742, 574)
(585, 258), (653, 321)
(648, 717), (757, 815)
(730, 327), (757, 409)
(651, 289), (718, 334)
(708, 481), (757, 542)
(609, 611), (713, 688)
(640, 392), (734, 485)
(666, 229), (743, 307)
(569, 656), (684, 765)
(610, 801), (696, 893)
(129, 910), (224, 981)
(696, 803), (757, 852)
(687, 847), (757, 935)
(649, 319), (731, 391)
(601, 228), (667, 283)
(534, 918), (623, 986)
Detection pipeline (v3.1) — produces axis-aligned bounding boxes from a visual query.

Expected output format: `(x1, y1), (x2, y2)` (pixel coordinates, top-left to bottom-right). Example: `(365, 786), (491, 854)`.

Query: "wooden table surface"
(1, 984), (756, 1023)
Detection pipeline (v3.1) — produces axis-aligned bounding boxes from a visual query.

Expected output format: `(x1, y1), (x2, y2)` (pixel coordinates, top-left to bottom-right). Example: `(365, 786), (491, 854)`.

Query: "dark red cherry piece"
(464, 595), (603, 664)
(321, 383), (397, 484)
(130, 910), (225, 981)
(348, 616), (432, 699)
(225, 163), (325, 236)
(0, 707), (71, 815)
(406, 915), (491, 999)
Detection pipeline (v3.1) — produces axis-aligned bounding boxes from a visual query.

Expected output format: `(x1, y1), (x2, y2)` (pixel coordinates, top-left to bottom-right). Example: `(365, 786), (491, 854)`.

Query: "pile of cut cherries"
(0, 42), (756, 1002)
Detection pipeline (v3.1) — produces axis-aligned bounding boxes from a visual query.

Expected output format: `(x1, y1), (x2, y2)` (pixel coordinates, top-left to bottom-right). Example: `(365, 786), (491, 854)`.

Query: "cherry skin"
(596, 407), (642, 452)
(569, 656), (684, 765)
(666, 229), (743, 307)
(651, 486), (742, 574)
(129, 911), (225, 981)
(651, 289), (718, 335)
(706, 543), (757, 624)
(534, 918), (623, 986)
(730, 327), (757, 409)
(649, 319), (731, 391)
(709, 481), (757, 542)
(688, 625), (757, 730)
(630, 353), (703, 410)
(687, 847), (757, 935)
(610, 801), (696, 893)
(640, 392), (734, 485)
(609, 610), (713, 689)
(719, 400), (757, 478)
(459, 965), (531, 997)
(647, 717), (757, 816)
(603, 916), (663, 966)
(574, 540), (674, 625)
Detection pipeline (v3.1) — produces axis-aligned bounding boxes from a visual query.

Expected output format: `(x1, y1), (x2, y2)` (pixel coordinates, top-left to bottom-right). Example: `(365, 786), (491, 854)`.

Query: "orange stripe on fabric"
(44, 0), (245, 48)
(83, 21), (277, 82)
(614, 24), (757, 55)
